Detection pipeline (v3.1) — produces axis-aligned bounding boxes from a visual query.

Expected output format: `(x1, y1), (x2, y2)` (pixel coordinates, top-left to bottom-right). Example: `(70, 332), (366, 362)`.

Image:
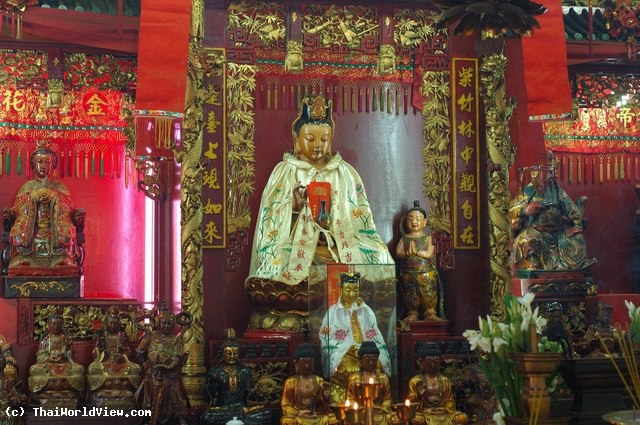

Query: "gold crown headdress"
(292, 96), (334, 137)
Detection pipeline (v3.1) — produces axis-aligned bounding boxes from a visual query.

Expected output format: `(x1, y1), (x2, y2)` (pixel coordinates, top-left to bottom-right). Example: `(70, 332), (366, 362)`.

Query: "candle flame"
(405, 399), (411, 407)
(369, 377), (374, 384)
(345, 399), (351, 407)
(353, 402), (359, 410)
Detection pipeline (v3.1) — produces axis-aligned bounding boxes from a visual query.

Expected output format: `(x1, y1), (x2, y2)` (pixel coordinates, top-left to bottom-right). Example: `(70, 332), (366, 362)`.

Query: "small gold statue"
(345, 341), (394, 425)
(281, 343), (338, 425)
(47, 79), (64, 109)
(285, 40), (304, 73)
(406, 344), (468, 425)
(87, 306), (142, 408)
(378, 44), (396, 75)
(396, 201), (444, 322)
(28, 306), (86, 408)
(135, 303), (192, 425)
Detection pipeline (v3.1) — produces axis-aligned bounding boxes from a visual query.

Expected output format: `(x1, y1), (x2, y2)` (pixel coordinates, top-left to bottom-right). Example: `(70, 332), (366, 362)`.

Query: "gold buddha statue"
(281, 343), (338, 425)
(3, 141), (85, 276)
(28, 307), (85, 408)
(87, 306), (142, 408)
(406, 344), (468, 425)
(345, 341), (394, 425)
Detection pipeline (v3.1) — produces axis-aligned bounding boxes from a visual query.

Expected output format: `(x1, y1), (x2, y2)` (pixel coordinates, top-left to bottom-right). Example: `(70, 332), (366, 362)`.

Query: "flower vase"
(510, 352), (562, 421)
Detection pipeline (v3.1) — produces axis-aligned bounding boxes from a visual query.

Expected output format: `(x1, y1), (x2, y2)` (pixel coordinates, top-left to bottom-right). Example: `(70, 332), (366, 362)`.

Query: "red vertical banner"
(452, 58), (480, 249)
(134, 0), (191, 156)
(522, 0), (572, 120)
(202, 48), (227, 249)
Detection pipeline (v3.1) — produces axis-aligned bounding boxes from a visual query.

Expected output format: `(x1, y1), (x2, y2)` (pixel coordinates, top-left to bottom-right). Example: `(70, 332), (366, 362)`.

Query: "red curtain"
(21, 8), (138, 53)
(135, 0), (191, 113)
(134, 0), (191, 156)
(521, 0), (572, 120)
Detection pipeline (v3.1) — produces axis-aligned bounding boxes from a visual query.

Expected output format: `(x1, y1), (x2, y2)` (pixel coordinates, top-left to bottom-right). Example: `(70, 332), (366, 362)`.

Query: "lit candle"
(369, 377), (374, 384)
(405, 399), (410, 407)
(345, 399), (351, 408)
(353, 402), (359, 410)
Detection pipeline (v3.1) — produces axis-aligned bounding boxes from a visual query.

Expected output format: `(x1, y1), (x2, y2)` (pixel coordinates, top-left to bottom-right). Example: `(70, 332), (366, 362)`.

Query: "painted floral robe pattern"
(247, 152), (394, 286)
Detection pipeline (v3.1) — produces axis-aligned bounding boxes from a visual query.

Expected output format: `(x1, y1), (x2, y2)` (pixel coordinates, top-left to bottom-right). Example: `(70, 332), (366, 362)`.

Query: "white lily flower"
(625, 300), (640, 320)
(535, 315), (548, 330)
(486, 315), (493, 331)
(521, 311), (532, 331)
(477, 336), (492, 353)
(492, 337), (507, 352)
(518, 292), (535, 308)
(463, 329), (481, 351)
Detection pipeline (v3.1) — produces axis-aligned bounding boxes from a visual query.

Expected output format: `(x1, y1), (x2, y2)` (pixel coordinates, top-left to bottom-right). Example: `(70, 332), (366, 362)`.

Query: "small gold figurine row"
(281, 342), (468, 425)
(26, 303), (192, 425)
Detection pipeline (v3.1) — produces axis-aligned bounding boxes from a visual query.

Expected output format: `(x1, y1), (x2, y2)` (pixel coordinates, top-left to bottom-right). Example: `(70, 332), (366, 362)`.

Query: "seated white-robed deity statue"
(245, 95), (395, 332)
(320, 272), (391, 404)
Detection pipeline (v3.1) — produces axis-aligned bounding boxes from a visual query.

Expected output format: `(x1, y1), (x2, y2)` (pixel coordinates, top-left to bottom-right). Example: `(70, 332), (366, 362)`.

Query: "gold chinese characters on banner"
(452, 58), (480, 249)
(202, 49), (227, 249)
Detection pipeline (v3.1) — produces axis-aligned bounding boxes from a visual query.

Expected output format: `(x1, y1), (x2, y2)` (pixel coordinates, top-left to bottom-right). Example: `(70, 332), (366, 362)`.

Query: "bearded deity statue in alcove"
(508, 152), (596, 272)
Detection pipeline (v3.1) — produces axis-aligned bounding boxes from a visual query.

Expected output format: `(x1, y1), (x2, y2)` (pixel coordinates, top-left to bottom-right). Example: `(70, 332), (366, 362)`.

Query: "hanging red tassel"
(110, 150), (115, 178)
